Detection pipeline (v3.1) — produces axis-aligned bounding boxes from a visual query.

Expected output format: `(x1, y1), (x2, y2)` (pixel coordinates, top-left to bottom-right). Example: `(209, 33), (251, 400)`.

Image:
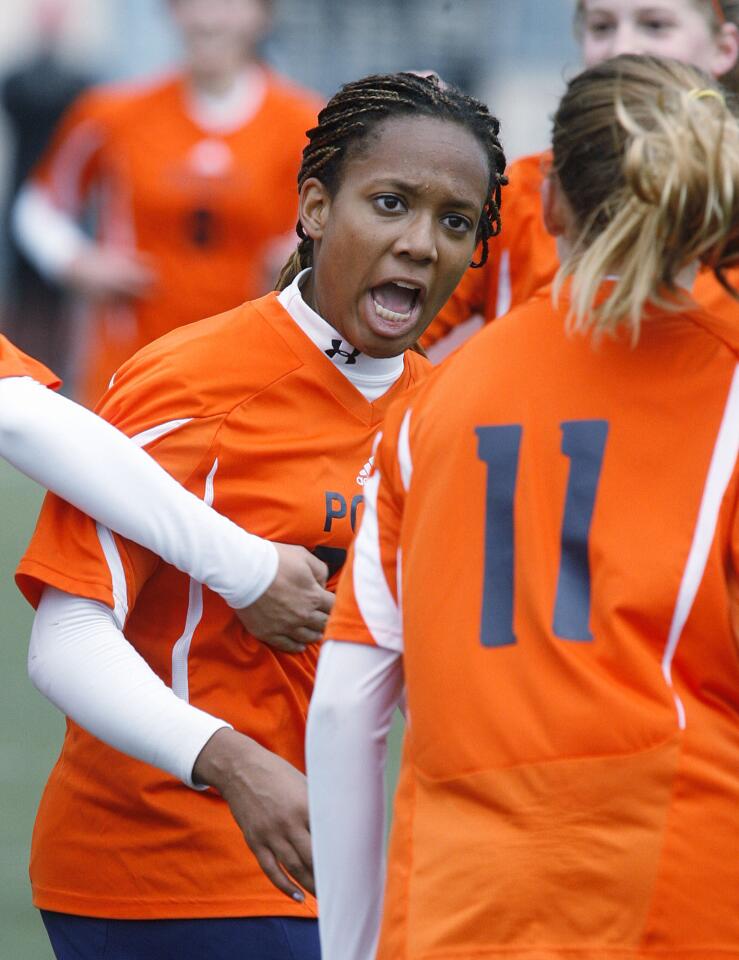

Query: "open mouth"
(370, 280), (423, 323)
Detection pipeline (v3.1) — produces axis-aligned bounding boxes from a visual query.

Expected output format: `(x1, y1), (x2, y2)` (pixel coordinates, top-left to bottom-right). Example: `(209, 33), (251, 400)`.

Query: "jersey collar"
(277, 269), (405, 401)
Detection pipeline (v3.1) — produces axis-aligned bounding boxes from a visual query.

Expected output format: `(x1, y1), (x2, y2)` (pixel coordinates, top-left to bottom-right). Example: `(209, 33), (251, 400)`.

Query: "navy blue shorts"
(41, 911), (321, 960)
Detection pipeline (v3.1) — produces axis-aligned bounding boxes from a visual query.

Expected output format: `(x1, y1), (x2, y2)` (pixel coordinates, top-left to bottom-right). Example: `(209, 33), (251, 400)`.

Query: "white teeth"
(394, 281), (420, 290)
(374, 301), (412, 322)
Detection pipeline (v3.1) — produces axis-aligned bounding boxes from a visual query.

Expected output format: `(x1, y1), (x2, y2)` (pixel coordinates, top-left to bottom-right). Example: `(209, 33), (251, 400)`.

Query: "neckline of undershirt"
(185, 65), (267, 134)
(277, 269), (405, 402)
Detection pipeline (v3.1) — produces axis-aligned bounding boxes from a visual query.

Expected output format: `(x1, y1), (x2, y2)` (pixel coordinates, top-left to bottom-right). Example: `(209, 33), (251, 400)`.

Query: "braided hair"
(275, 72), (507, 291)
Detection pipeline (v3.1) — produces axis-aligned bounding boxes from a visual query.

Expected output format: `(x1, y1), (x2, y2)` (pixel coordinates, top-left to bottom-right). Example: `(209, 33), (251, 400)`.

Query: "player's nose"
(394, 212), (438, 263)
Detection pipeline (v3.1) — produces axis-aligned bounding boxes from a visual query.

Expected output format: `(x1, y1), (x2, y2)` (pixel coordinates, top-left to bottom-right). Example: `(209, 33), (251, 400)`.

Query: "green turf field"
(0, 460), (60, 959)
(0, 458), (403, 957)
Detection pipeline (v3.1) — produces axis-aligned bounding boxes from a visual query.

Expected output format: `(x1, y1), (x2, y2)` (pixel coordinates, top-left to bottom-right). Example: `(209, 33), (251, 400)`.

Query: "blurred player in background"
(423, 0), (739, 350)
(16, 73), (506, 960)
(308, 54), (739, 960)
(12, 0), (320, 406)
(1, 0), (90, 381)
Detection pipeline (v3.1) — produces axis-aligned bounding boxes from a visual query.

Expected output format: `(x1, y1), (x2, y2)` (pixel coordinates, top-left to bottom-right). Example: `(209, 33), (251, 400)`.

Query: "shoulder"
(501, 152), (549, 224)
(423, 290), (554, 392)
(682, 302), (739, 360)
(101, 293), (305, 429)
(506, 151), (549, 192)
(0, 334), (60, 388)
(72, 74), (181, 128)
(261, 68), (323, 123)
(405, 349), (433, 383)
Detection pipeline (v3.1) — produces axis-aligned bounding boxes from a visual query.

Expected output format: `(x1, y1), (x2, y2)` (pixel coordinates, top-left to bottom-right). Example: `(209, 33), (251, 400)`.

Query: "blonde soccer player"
(308, 55), (739, 960)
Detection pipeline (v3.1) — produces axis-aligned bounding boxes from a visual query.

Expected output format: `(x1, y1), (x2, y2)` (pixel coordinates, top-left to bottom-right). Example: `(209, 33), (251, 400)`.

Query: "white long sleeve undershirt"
(29, 587), (229, 787)
(306, 639), (404, 960)
(12, 183), (91, 280)
(0, 376), (278, 609)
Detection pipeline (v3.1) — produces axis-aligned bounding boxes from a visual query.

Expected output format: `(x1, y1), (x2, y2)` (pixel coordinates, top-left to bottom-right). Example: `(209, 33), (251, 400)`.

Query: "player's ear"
(712, 21), (739, 78)
(299, 178), (332, 241)
(541, 173), (569, 239)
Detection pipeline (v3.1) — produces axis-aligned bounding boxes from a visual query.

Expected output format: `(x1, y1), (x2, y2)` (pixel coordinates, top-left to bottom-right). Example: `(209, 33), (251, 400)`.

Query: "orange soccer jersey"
(16, 291), (428, 920)
(0, 333), (60, 388)
(33, 69), (320, 406)
(330, 284), (739, 959)
(422, 151), (739, 345)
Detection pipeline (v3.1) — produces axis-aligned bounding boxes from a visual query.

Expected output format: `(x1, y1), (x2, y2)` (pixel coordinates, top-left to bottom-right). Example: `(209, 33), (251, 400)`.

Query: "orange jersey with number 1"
(0, 334), (60, 388)
(329, 283), (739, 959)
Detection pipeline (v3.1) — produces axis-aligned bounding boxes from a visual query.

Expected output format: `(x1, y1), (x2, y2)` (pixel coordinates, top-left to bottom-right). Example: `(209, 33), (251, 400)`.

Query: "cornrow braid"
(275, 72), (507, 290)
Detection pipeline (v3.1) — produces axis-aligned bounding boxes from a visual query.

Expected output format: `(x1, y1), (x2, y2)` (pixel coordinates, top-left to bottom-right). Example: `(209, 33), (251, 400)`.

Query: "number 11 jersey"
(328, 282), (739, 959)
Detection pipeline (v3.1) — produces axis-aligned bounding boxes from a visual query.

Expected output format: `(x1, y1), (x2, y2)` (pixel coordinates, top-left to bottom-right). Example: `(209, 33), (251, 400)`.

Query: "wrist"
(226, 536), (279, 610)
(192, 726), (258, 793)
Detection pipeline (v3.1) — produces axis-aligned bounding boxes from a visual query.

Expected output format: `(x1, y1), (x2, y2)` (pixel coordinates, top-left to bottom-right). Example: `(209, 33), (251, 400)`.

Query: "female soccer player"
(423, 0), (739, 348)
(16, 73), (506, 959)
(308, 55), (739, 959)
(12, 0), (320, 405)
(0, 333), (330, 650)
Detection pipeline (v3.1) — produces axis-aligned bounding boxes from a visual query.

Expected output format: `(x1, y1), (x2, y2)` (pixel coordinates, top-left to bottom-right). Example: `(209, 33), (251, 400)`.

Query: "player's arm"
(0, 376), (332, 643)
(306, 411), (409, 960)
(307, 639), (403, 960)
(730, 472), (739, 645)
(13, 184), (155, 301)
(11, 90), (154, 301)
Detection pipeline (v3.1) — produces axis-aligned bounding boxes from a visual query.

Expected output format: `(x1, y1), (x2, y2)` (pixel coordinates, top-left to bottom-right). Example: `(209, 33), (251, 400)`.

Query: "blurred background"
(0, 1), (578, 956)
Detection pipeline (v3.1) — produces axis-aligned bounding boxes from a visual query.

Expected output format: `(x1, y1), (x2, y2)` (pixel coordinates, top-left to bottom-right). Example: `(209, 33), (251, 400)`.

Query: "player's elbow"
(308, 682), (357, 740)
(27, 615), (53, 698)
(0, 378), (36, 452)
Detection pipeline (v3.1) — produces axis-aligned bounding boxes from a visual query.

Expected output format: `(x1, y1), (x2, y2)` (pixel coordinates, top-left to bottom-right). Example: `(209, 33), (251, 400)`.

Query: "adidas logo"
(356, 455), (374, 487)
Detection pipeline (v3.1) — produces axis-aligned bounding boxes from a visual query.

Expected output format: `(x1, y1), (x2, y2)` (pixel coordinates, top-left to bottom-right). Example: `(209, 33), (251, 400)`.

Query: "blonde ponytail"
(551, 55), (739, 339)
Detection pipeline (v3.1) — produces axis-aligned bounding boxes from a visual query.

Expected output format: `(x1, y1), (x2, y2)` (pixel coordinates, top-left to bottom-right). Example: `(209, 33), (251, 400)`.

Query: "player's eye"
(442, 213), (473, 234)
(585, 17), (614, 36)
(639, 16), (673, 32)
(374, 194), (407, 214)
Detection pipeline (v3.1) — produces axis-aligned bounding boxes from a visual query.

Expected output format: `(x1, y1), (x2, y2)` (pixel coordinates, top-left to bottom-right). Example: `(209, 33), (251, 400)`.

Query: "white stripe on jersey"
(96, 524), (129, 629)
(662, 364), (739, 728)
(171, 458), (218, 702)
(50, 118), (104, 212)
(131, 418), (193, 449)
(398, 409), (413, 492)
(495, 248), (512, 318)
(94, 417), (194, 629)
(352, 456), (403, 653)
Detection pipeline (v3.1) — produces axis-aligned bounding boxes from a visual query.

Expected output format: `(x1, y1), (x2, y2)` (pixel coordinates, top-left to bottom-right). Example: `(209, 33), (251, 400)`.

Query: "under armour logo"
(325, 339), (360, 365)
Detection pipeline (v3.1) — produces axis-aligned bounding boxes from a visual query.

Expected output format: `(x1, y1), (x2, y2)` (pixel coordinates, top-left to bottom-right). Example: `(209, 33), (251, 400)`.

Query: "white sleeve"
(28, 586), (230, 788)
(306, 639), (404, 960)
(11, 182), (91, 280)
(0, 376), (278, 608)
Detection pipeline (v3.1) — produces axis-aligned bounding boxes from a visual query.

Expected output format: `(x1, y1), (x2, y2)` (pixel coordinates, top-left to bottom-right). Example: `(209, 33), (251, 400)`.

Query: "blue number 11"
(475, 420), (609, 648)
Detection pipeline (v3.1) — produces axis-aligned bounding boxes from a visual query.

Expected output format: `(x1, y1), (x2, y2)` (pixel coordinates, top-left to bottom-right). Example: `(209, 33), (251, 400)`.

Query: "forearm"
(12, 182), (91, 281)
(28, 587), (230, 787)
(306, 640), (404, 960)
(0, 376), (277, 608)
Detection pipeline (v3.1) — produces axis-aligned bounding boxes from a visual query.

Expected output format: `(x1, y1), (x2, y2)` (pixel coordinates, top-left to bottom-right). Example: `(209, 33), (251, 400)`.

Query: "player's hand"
(236, 543), (334, 654)
(192, 728), (314, 901)
(64, 248), (156, 302)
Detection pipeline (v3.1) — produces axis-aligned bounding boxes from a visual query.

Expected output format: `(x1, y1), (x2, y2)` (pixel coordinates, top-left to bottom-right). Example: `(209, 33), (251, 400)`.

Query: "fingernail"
(292, 891), (305, 902)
